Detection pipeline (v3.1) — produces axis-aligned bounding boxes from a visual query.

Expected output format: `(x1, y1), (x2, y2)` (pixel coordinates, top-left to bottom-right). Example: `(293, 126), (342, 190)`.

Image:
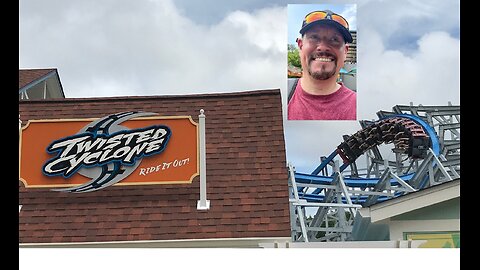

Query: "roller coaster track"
(288, 103), (460, 242)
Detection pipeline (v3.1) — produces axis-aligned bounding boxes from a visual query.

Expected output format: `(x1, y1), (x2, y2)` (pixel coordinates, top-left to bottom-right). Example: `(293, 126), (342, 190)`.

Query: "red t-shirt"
(288, 80), (356, 120)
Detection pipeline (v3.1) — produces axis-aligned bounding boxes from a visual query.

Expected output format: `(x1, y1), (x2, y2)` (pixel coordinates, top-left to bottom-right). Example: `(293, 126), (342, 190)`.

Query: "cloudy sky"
(19, 0), (460, 175)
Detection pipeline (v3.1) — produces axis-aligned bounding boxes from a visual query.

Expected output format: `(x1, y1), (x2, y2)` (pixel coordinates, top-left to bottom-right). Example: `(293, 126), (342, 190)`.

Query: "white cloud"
(225, 8), (286, 53)
(20, 0), (287, 97)
(342, 4), (357, 31)
(358, 29), (460, 119)
(358, 0), (459, 51)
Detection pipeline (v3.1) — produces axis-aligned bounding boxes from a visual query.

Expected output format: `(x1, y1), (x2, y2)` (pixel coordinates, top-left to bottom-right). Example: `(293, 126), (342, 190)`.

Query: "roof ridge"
(19, 69), (59, 90)
(19, 88), (281, 102)
(19, 67), (57, 71)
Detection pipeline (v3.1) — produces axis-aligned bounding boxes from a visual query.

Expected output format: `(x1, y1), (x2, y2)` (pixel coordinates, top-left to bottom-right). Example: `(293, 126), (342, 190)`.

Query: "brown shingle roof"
(19, 89), (290, 244)
(19, 68), (57, 90)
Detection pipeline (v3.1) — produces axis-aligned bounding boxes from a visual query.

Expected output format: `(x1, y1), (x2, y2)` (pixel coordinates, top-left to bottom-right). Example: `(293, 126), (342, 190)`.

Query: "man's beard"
(308, 65), (337, 80)
(307, 52), (337, 80)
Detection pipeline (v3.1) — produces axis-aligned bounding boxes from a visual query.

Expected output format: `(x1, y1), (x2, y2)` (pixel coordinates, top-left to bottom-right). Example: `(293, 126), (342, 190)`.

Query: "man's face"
(298, 24), (348, 81)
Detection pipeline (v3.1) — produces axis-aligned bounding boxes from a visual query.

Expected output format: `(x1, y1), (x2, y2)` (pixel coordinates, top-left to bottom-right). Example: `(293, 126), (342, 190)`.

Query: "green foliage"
(287, 44), (301, 68)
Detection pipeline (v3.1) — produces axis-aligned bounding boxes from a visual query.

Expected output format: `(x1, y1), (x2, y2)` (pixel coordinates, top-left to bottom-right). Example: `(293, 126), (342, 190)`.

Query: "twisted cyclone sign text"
(43, 125), (171, 177)
(19, 112), (199, 193)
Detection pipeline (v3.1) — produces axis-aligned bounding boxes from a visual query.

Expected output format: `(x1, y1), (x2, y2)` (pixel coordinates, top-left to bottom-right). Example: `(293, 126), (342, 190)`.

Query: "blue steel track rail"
(293, 114), (441, 205)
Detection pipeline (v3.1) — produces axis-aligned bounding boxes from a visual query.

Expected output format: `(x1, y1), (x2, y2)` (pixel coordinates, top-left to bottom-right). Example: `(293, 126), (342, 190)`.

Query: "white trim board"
(358, 179), (460, 223)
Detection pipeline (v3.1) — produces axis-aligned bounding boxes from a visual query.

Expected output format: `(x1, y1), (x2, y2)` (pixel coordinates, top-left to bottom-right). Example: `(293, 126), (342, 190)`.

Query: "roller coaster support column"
(334, 160), (353, 241)
(428, 148), (453, 183)
(288, 163), (309, 242)
(410, 148), (454, 189)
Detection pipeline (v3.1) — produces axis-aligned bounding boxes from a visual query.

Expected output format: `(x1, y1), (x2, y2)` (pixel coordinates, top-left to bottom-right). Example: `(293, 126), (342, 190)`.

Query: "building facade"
(19, 89), (291, 247)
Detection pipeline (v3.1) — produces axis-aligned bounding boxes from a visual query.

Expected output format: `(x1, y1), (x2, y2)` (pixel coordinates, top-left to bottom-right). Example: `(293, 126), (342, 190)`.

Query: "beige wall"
(385, 219), (460, 241)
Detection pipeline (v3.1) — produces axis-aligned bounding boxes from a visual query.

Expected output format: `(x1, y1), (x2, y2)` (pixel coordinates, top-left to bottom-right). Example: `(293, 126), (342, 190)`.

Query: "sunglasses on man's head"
(303, 10), (349, 30)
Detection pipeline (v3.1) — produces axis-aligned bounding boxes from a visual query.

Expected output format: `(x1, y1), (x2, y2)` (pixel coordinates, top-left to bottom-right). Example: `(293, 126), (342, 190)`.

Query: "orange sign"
(19, 112), (199, 192)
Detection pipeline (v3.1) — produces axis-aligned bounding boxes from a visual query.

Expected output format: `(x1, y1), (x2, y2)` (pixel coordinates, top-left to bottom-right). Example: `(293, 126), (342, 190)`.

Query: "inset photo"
(287, 4), (357, 120)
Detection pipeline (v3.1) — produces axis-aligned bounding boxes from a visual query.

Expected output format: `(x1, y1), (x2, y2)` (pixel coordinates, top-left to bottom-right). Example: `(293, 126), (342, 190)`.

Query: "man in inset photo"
(287, 5), (357, 120)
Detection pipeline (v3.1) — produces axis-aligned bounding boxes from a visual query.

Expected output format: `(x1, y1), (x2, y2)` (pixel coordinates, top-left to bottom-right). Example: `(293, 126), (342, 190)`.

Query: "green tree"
(288, 44), (301, 68)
